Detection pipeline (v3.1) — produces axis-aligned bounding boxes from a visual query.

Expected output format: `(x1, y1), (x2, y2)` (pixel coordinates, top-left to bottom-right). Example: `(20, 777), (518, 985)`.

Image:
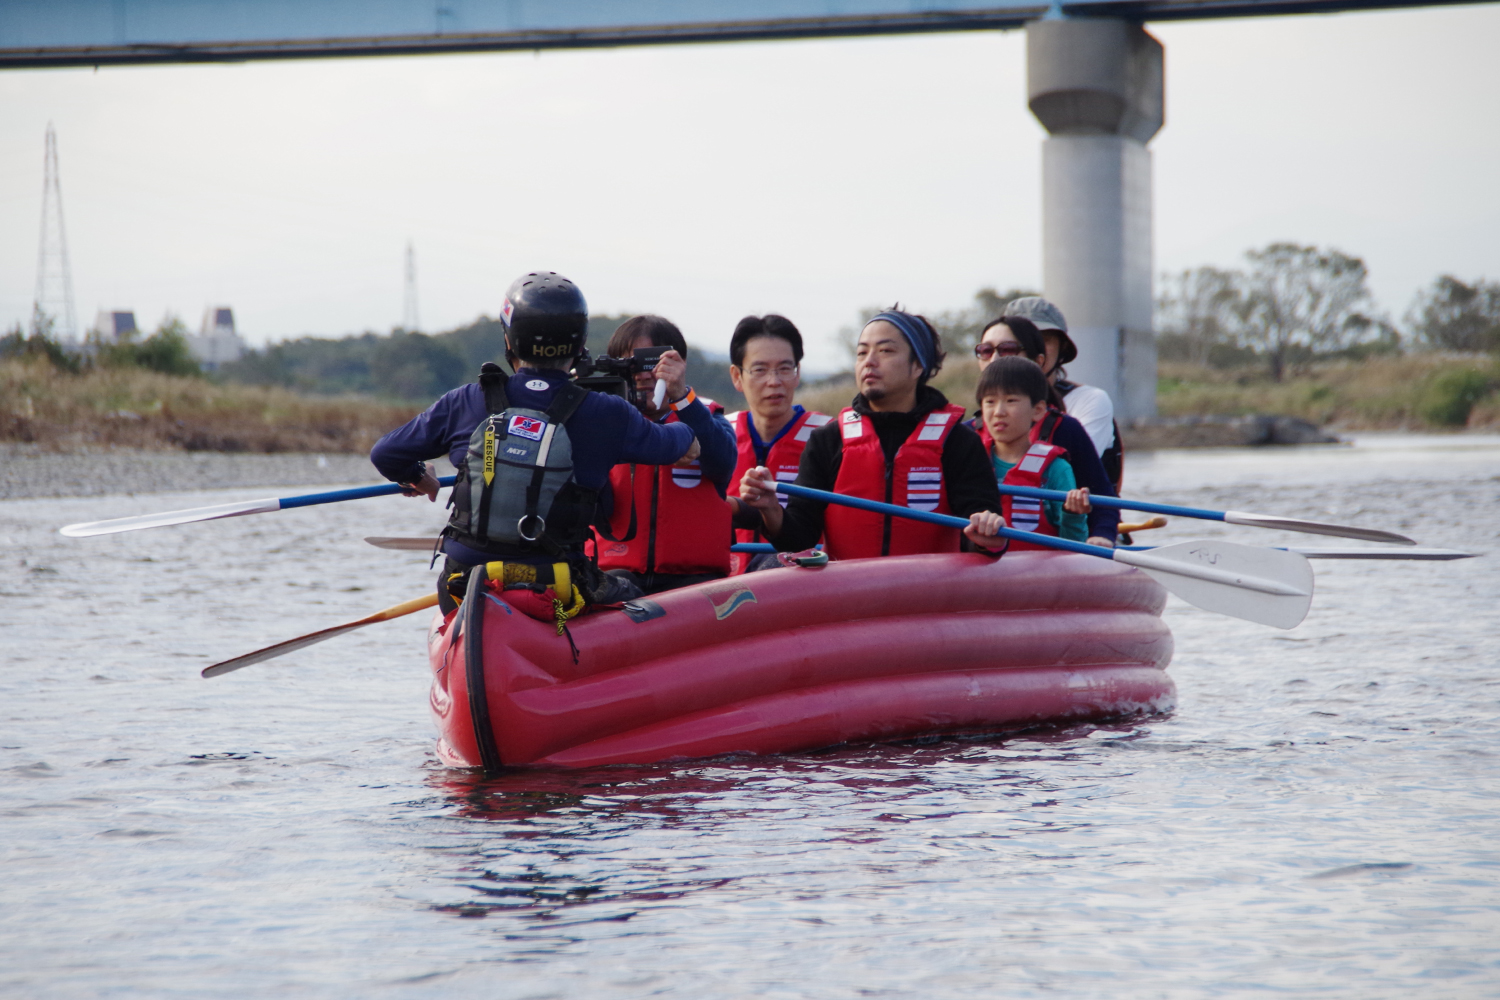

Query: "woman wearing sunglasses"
(973, 316), (1119, 546)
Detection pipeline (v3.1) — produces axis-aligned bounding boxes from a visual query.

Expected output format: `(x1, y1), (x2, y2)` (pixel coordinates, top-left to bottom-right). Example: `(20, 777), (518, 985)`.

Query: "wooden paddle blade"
(1115, 540), (1314, 629)
(202, 593), (439, 678)
(365, 536), (442, 550)
(1223, 510), (1415, 546)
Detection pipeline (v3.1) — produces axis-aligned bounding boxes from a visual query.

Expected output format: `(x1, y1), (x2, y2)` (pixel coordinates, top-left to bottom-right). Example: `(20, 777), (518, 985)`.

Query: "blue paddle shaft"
(774, 481), (1112, 559)
(995, 483), (1225, 522)
(279, 475), (458, 510)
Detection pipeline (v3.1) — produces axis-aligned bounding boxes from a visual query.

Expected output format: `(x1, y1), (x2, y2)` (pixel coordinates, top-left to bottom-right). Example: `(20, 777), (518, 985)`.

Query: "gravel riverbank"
(0, 445), (398, 500)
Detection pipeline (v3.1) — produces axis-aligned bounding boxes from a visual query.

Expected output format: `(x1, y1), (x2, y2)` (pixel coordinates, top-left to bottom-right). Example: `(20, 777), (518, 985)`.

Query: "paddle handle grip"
(774, 482), (1112, 559)
(279, 474), (458, 509)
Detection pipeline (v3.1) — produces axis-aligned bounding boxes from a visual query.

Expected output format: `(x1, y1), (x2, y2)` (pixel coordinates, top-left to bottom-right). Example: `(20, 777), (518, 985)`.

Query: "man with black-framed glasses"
(724, 314), (832, 574)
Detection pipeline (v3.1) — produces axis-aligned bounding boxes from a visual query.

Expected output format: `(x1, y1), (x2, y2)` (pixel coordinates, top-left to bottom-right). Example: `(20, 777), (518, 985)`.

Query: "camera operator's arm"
(666, 396), (735, 492)
(615, 397), (695, 466)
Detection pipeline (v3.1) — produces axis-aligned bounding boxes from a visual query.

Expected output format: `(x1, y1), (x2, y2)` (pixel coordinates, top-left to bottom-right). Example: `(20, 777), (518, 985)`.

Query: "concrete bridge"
(1, 0), (1471, 417)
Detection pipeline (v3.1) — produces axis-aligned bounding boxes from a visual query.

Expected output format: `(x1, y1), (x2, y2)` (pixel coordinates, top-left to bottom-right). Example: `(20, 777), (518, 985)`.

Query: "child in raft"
(976, 355), (1093, 543)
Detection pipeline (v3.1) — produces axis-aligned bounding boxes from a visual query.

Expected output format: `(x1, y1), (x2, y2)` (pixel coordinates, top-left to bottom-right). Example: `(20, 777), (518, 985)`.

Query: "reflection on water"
(2, 438), (1499, 998)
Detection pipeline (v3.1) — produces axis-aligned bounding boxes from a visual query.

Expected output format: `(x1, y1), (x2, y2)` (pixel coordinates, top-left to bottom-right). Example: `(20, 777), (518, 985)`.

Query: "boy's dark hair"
(976, 356), (1050, 406)
(979, 315), (1046, 362)
(608, 315), (688, 361)
(730, 314), (804, 368)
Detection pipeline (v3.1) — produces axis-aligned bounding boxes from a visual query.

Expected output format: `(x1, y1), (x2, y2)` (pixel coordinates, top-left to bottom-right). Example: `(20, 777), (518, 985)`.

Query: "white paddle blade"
(365, 536), (441, 551)
(1115, 540), (1314, 629)
(1289, 546), (1478, 560)
(201, 593), (439, 678)
(1223, 510), (1414, 546)
(61, 497), (280, 538)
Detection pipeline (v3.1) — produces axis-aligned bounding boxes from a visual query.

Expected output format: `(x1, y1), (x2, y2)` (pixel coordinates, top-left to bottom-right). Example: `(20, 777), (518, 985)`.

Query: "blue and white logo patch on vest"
(671, 460), (703, 489)
(907, 468), (942, 511)
(1010, 497), (1043, 532)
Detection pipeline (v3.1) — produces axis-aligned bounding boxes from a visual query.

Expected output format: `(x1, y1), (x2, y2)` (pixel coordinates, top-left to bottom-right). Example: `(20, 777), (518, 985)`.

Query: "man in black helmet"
(370, 271), (700, 610)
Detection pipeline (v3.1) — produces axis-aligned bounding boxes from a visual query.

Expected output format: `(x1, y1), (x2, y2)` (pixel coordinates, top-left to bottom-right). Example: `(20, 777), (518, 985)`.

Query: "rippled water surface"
(3, 437), (1498, 998)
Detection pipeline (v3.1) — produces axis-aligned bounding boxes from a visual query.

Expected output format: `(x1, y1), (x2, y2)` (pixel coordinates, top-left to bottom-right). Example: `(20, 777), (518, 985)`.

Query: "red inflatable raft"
(426, 551), (1175, 769)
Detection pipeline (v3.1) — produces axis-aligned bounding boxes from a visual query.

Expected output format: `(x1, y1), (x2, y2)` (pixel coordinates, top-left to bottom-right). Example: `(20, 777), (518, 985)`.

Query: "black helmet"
(502, 271), (588, 363)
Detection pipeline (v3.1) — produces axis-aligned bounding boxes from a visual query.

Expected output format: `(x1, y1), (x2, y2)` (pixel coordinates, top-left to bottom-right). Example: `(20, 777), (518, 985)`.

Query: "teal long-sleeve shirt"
(990, 453), (1088, 542)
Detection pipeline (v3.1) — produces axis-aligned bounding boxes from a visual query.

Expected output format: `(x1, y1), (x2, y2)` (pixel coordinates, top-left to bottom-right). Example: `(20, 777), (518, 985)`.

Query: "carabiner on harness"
(517, 514), (546, 543)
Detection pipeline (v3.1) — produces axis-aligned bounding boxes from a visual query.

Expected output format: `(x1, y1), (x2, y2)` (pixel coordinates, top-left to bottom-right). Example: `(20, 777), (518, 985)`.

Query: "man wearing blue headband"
(738, 308), (1007, 558)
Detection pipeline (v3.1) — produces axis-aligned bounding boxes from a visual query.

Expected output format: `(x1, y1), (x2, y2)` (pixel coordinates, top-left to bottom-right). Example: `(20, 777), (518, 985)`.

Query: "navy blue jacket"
(370, 367), (695, 492)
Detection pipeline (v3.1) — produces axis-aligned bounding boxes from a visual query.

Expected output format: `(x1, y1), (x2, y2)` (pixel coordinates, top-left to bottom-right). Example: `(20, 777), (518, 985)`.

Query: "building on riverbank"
(90, 309), (137, 344)
(188, 306), (246, 371)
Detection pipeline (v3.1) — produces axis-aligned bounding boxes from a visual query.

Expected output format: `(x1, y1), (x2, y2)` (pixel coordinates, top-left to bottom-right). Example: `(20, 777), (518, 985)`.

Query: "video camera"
(571, 346), (666, 407)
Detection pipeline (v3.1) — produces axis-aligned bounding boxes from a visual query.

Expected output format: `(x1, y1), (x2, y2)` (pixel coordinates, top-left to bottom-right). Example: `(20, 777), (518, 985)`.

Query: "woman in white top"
(1001, 296), (1123, 490)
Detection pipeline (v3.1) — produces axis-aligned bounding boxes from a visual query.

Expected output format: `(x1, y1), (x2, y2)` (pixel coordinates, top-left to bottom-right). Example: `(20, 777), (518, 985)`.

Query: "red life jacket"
(999, 442), (1068, 549)
(594, 400), (733, 577)
(823, 404), (967, 560)
(727, 408), (832, 575)
(974, 420), (1069, 550)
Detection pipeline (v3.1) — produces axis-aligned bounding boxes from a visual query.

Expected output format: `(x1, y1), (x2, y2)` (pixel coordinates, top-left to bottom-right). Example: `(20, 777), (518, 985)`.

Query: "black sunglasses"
(974, 342), (1027, 360)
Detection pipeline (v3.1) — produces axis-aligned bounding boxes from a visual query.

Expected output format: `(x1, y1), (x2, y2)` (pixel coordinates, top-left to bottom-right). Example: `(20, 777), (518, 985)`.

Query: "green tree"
(96, 314), (201, 376)
(2, 315), (81, 372)
(371, 331), (467, 402)
(136, 316), (202, 376)
(1406, 276), (1500, 353)
(1239, 243), (1374, 382)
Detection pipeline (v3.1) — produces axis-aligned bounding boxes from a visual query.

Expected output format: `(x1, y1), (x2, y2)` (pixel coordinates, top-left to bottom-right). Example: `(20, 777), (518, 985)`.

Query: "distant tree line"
(1157, 242), (1500, 381)
(1, 309), (201, 377)
(219, 314), (748, 408)
(5, 306), (750, 407)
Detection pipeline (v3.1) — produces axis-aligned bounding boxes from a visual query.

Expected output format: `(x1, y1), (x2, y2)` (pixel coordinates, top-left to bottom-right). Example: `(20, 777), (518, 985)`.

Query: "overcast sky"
(2, 3), (1497, 371)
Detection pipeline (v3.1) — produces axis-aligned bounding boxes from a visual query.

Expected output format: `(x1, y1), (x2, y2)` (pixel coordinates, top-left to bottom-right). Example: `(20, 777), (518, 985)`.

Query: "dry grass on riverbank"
(2, 359), (418, 453)
(800, 353), (1500, 431)
(1156, 355), (1500, 429)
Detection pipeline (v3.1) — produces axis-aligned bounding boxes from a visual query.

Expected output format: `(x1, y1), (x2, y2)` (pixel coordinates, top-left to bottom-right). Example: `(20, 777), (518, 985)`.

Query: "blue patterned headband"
(867, 310), (937, 377)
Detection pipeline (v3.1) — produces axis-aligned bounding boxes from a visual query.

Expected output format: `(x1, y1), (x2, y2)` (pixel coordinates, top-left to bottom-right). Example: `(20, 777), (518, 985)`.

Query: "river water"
(2, 435), (1498, 999)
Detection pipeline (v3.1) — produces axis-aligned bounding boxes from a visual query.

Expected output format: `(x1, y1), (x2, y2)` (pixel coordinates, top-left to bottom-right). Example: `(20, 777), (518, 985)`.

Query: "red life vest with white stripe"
(998, 441), (1067, 550)
(594, 400), (733, 577)
(823, 403), (967, 560)
(727, 408), (832, 575)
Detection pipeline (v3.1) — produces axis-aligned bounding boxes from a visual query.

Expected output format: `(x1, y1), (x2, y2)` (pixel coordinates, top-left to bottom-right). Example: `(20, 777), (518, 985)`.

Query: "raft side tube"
(426, 551), (1176, 769)
(517, 552), (1167, 684)
(497, 609), (1172, 763)
(536, 664), (1177, 768)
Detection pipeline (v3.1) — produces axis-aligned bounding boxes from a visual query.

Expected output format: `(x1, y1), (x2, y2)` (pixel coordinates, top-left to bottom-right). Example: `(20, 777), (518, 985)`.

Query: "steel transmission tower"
(402, 240), (420, 332)
(33, 122), (77, 341)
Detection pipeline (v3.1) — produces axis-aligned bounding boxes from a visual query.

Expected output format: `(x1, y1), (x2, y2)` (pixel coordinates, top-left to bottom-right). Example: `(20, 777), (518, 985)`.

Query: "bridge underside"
(0, 0), (1470, 68)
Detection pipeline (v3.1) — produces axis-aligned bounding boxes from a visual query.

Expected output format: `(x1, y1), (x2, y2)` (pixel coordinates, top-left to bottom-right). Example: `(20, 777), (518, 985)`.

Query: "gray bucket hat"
(1002, 296), (1077, 365)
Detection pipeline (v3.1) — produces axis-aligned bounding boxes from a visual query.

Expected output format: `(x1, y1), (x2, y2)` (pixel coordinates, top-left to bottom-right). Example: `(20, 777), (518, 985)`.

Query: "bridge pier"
(1027, 18), (1164, 421)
